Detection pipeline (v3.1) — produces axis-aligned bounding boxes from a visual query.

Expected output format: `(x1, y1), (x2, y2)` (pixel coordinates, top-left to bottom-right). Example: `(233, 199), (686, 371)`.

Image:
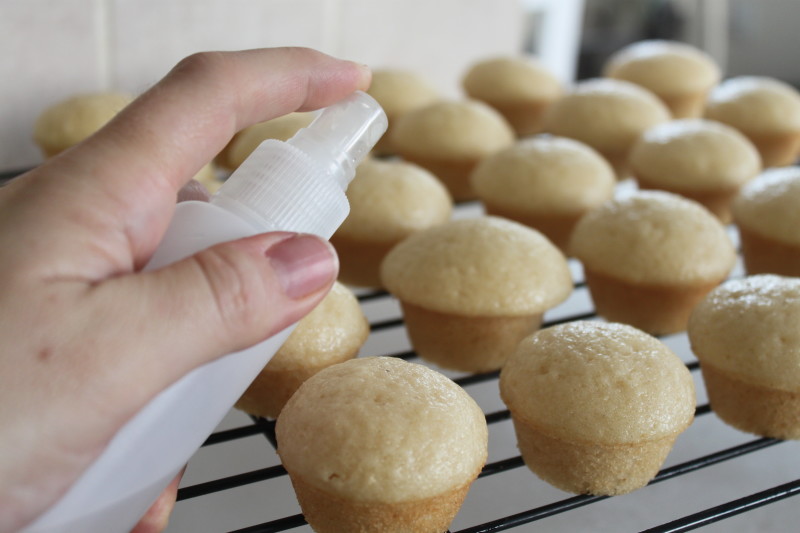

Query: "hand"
(0, 47), (369, 532)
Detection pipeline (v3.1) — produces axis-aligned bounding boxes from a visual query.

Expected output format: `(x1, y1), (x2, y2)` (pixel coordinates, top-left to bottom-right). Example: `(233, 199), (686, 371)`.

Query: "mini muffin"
(193, 163), (223, 194)
(381, 217), (572, 372)
(732, 166), (800, 276)
(501, 322), (695, 495)
(543, 78), (670, 178)
(570, 191), (736, 335)
(221, 112), (315, 170)
(391, 100), (516, 200)
(235, 282), (369, 419)
(704, 76), (800, 167)
(688, 275), (800, 439)
(330, 159), (452, 288)
(630, 119), (762, 223)
(276, 356), (488, 533)
(367, 69), (440, 155)
(33, 92), (133, 157)
(604, 40), (721, 118)
(462, 56), (562, 136)
(470, 135), (615, 252)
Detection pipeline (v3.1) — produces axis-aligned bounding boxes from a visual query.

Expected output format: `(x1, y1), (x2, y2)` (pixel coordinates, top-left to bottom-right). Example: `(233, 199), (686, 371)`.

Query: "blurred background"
(1, 0), (799, 171)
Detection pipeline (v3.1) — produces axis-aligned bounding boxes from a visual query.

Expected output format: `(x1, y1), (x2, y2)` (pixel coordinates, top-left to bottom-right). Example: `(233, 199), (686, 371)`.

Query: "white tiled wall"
(0, 0), (528, 170)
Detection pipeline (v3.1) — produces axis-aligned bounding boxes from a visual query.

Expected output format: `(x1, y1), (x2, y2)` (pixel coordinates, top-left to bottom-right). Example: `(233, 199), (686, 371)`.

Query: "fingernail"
(350, 61), (372, 88)
(266, 234), (338, 299)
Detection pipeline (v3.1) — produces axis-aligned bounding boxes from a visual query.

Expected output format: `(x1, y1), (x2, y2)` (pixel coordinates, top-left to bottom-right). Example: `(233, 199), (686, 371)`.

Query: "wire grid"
(172, 258), (800, 533)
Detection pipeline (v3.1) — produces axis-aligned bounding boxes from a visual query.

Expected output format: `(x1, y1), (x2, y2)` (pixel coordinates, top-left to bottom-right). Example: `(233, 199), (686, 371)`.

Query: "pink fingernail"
(266, 234), (338, 299)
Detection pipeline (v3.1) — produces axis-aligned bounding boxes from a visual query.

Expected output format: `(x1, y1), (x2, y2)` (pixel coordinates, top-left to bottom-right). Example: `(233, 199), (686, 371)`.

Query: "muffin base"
(510, 416), (680, 495)
(635, 176), (739, 224)
(659, 91), (707, 119)
(701, 363), (800, 440)
(738, 227), (800, 277)
(397, 155), (479, 201)
(747, 131), (800, 168)
(401, 302), (542, 372)
(488, 100), (551, 137)
(288, 472), (475, 533)
(330, 234), (397, 288)
(583, 269), (721, 335)
(482, 203), (581, 254)
(597, 148), (631, 180)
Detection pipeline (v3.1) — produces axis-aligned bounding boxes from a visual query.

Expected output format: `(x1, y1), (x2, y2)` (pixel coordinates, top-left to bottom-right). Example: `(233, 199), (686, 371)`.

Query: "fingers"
(130, 468), (185, 533)
(177, 180), (211, 203)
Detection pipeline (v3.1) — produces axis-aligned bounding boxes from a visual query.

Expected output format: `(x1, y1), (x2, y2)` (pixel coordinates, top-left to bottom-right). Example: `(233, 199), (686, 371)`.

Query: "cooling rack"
(165, 201), (800, 533)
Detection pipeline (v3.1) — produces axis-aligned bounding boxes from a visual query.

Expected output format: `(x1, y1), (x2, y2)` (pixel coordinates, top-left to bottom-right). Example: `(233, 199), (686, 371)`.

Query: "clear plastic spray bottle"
(23, 91), (387, 533)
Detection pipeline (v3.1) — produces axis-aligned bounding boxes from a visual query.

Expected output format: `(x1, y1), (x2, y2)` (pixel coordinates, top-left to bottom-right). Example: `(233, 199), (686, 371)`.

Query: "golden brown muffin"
(221, 112), (315, 170)
(462, 56), (562, 136)
(630, 119), (762, 223)
(192, 163), (223, 194)
(570, 191), (736, 334)
(732, 166), (800, 276)
(381, 216), (572, 372)
(235, 282), (368, 418)
(391, 100), (516, 200)
(470, 135), (615, 252)
(33, 92), (133, 157)
(501, 321), (695, 495)
(604, 40), (721, 118)
(542, 78), (670, 178)
(367, 69), (440, 155)
(276, 357), (488, 533)
(688, 275), (800, 439)
(330, 159), (452, 288)
(704, 76), (800, 167)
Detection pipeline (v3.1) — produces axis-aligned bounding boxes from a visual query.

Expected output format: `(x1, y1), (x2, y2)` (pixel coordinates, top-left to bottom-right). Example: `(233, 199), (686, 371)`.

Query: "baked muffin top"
(688, 275), (800, 391)
(543, 78), (670, 152)
(335, 159), (452, 243)
(630, 119), (761, 191)
(704, 76), (800, 135)
(367, 69), (440, 119)
(267, 282), (369, 372)
(732, 166), (800, 245)
(33, 92), (133, 154)
(570, 191), (736, 284)
(500, 321), (695, 443)
(470, 135), (615, 215)
(604, 40), (720, 96)
(380, 216), (572, 316)
(462, 56), (562, 104)
(276, 356), (488, 502)
(391, 100), (515, 160)
(227, 112), (315, 169)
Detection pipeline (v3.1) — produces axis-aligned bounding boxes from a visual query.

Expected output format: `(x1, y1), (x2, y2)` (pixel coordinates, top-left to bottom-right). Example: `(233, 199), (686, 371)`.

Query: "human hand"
(0, 47), (369, 532)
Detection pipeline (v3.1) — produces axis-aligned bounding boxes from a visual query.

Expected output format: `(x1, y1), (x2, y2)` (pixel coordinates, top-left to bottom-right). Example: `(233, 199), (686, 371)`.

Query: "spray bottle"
(23, 90), (387, 533)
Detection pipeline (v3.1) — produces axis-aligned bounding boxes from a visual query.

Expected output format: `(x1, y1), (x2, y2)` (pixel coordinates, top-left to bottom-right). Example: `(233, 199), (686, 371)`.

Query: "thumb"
(83, 231), (338, 405)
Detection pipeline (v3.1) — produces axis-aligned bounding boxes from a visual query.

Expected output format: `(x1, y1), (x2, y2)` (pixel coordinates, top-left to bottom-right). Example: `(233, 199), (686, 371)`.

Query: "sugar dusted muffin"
(391, 100), (515, 200)
(235, 282), (368, 418)
(501, 321), (695, 495)
(367, 69), (439, 155)
(222, 112), (315, 170)
(462, 56), (562, 136)
(381, 216), (572, 372)
(688, 275), (800, 439)
(570, 191), (736, 334)
(542, 78), (670, 178)
(604, 40), (721, 118)
(470, 135), (615, 252)
(630, 119), (761, 223)
(704, 76), (800, 167)
(276, 357), (488, 533)
(732, 166), (800, 276)
(330, 159), (452, 288)
(33, 92), (133, 157)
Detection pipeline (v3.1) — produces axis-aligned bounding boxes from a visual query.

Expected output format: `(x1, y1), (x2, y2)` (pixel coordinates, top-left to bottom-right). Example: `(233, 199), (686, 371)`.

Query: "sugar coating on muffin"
(689, 275), (800, 392)
(570, 191), (736, 285)
(501, 322), (695, 444)
(705, 76), (800, 136)
(631, 119), (761, 192)
(381, 216), (572, 316)
(33, 92), (133, 157)
(733, 166), (800, 246)
(276, 356), (488, 502)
